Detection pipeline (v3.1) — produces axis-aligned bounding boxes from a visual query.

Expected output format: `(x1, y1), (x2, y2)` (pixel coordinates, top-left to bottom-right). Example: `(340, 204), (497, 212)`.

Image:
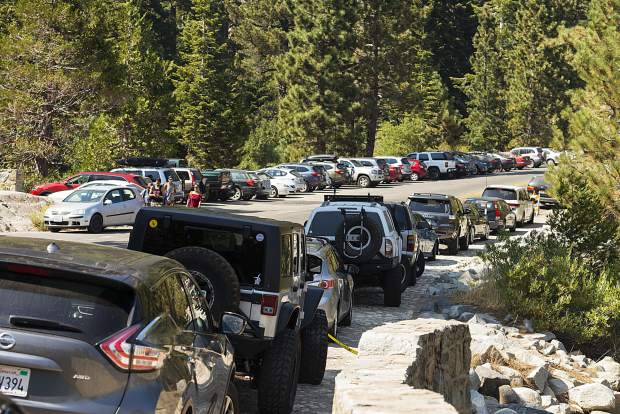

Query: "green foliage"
(238, 119), (282, 169)
(71, 115), (124, 172)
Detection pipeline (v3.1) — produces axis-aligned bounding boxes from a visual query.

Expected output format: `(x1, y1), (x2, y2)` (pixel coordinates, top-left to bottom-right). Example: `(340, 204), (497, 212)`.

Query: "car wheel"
(357, 175), (371, 188)
(257, 329), (300, 414)
(223, 381), (240, 414)
(470, 227), (476, 244)
(459, 230), (470, 251)
(510, 220), (517, 232)
(528, 209), (535, 224)
(231, 187), (242, 201)
(49, 228), (61, 233)
(299, 182), (308, 192)
(416, 253), (425, 277)
(382, 266), (402, 307)
(428, 167), (440, 180)
(87, 213), (104, 234)
(429, 241), (438, 261)
(299, 310), (328, 385)
(410, 172), (419, 181)
(398, 261), (410, 293)
(547, 159), (556, 166)
(165, 246), (240, 321)
(269, 186), (278, 198)
(340, 297), (352, 327)
(447, 235), (459, 255)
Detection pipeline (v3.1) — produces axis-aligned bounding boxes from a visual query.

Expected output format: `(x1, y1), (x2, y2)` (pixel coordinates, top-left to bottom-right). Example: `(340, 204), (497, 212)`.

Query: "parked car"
(410, 213), (439, 261)
(307, 238), (354, 337)
(542, 148), (562, 165)
(527, 176), (559, 207)
(449, 152), (477, 177)
(48, 180), (145, 203)
(31, 172), (148, 196)
(404, 157), (428, 181)
(374, 158), (397, 182)
(260, 168), (304, 194)
(463, 201), (491, 241)
(306, 194), (403, 307)
(490, 153), (516, 171)
(0, 395), (23, 414)
(338, 158), (384, 188)
(173, 167), (204, 193)
(111, 167), (184, 203)
(224, 169), (258, 201)
(408, 193), (470, 255)
(0, 237), (240, 414)
(309, 162), (347, 188)
(129, 208), (329, 413)
(465, 197), (517, 233)
(248, 171), (271, 200)
(201, 169), (235, 201)
(510, 147), (545, 167)
(44, 184), (144, 233)
(255, 171), (290, 198)
(276, 164), (324, 192)
(385, 202), (425, 286)
(376, 156), (412, 181)
(482, 185), (534, 225)
(407, 152), (457, 180)
(506, 152), (530, 169)
(471, 152), (502, 172)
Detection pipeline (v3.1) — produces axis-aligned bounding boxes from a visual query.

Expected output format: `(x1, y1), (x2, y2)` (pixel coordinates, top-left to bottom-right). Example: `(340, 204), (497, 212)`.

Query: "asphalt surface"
(5, 168), (546, 247)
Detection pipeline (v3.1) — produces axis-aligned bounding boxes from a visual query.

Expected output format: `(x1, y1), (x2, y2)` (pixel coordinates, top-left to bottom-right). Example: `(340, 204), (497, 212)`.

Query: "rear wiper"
(10, 315), (83, 333)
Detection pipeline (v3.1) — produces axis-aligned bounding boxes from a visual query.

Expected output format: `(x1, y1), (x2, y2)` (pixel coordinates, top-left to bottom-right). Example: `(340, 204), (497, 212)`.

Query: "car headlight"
(372, 169), (380, 174)
(69, 209), (85, 216)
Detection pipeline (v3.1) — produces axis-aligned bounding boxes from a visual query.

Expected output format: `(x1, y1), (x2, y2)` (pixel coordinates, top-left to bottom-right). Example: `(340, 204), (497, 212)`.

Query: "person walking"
(186, 185), (202, 208)
(142, 182), (152, 206)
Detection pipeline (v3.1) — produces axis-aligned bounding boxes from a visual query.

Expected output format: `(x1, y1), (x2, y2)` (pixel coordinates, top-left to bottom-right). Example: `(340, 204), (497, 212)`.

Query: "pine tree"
(171, 0), (246, 168)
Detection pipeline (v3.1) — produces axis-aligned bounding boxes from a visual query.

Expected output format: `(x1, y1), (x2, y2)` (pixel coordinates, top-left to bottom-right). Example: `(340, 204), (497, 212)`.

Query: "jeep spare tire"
(165, 246), (240, 321)
(334, 216), (382, 263)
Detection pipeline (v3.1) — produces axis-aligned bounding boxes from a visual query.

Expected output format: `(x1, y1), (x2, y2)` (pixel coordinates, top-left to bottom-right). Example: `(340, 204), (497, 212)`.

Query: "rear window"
(409, 198), (451, 214)
(360, 160), (373, 167)
(482, 188), (517, 200)
(308, 211), (383, 237)
(385, 158), (397, 164)
(390, 206), (411, 231)
(430, 152), (447, 160)
(176, 170), (190, 181)
(0, 271), (134, 343)
(133, 176), (149, 187)
(400, 158), (410, 164)
(467, 200), (494, 210)
(163, 169), (180, 181)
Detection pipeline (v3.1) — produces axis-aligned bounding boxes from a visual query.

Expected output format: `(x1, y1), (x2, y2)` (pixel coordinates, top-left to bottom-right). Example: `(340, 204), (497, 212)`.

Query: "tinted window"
(350, 160), (362, 167)
(418, 154), (429, 161)
(430, 152), (447, 160)
(66, 175), (90, 185)
(95, 175), (124, 182)
(360, 160), (373, 167)
(105, 189), (123, 204)
(179, 274), (211, 333)
(121, 188), (136, 201)
(401, 158), (410, 164)
(308, 211), (383, 237)
(467, 200), (494, 211)
(390, 206), (410, 231)
(144, 170), (159, 181)
(0, 271), (133, 343)
(191, 170), (203, 180)
(177, 171), (190, 181)
(482, 188), (517, 200)
(409, 198), (451, 214)
(133, 176), (149, 187)
(163, 170), (180, 181)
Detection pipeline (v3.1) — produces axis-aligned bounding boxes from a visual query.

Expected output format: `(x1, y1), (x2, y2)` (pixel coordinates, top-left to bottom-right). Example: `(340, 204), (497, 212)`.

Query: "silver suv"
(338, 158), (384, 188)
(305, 195), (403, 307)
(111, 167), (184, 202)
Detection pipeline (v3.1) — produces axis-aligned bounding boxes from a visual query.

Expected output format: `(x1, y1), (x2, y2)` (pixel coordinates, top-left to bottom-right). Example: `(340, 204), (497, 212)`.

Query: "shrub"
(29, 206), (48, 232)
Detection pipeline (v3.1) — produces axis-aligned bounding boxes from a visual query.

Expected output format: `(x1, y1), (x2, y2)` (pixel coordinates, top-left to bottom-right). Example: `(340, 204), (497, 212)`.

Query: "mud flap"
(300, 286), (324, 330)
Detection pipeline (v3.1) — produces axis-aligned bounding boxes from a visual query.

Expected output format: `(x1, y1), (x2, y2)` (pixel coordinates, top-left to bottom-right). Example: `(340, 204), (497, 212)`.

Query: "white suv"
(339, 158), (385, 188)
(510, 147), (545, 167)
(305, 195), (403, 307)
(482, 185), (534, 226)
(407, 152), (457, 180)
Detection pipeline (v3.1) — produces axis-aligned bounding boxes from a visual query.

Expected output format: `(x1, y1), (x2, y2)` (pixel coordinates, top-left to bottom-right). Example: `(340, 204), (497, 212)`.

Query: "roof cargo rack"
(324, 194), (384, 203)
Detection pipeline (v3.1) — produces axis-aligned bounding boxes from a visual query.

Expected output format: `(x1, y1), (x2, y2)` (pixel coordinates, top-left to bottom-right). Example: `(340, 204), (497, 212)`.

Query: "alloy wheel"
(231, 187), (242, 201)
(269, 186), (278, 198)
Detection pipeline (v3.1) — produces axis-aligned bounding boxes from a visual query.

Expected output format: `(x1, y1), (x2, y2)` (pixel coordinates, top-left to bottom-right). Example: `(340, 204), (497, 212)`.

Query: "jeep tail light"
(495, 205), (501, 218)
(100, 324), (164, 372)
(319, 279), (335, 289)
(246, 179), (255, 187)
(406, 235), (416, 252)
(384, 239), (394, 258)
(261, 294), (278, 316)
(311, 171), (319, 177)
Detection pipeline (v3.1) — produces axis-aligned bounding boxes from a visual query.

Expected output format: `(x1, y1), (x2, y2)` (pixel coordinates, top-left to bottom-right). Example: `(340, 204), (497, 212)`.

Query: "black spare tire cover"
(334, 215), (382, 263)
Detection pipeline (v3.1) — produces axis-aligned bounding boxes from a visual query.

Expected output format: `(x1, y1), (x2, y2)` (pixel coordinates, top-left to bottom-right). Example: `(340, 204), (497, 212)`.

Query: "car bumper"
(44, 215), (89, 228)
(370, 173), (384, 182)
(487, 220), (504, 230)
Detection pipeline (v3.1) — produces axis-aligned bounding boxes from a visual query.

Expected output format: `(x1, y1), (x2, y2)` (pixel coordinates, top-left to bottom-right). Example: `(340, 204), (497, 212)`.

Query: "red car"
(31, 172), (149, 196)
(406, 158), (428, 181)
(508, 154), (530, 170)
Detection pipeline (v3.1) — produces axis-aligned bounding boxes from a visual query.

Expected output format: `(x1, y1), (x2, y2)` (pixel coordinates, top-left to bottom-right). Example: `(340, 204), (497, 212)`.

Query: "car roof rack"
(408, 192), (449, 199)
(324, 194), (384, 203)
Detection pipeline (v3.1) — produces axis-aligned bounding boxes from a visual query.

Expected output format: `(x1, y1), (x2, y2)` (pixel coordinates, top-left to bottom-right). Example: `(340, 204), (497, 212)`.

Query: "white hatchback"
(44, 185), (144, 233)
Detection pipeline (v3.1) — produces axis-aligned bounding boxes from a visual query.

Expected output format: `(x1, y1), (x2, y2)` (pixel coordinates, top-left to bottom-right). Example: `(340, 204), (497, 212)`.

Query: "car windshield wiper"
(10, 315), (83, 333)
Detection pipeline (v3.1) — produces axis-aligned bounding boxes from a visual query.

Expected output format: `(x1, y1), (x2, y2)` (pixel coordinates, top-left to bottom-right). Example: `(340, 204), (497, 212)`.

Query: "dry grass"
(452, 278), (508, 315)
(29, 206), (48, 231)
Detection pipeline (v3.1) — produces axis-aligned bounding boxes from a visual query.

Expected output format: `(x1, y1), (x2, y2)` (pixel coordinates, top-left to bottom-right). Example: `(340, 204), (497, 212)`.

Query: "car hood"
(47, 202), (97, 213)
(48, 190), (74, 202)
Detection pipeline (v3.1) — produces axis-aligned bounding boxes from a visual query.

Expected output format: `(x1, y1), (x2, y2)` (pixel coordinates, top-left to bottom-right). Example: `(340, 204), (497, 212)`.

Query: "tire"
(299, 182), (308, 192)
(307, 186), (316, 193)
(382, 266), (402, 307)
(357, 175), (371, 188)
(223, 380), (240, 414)
(470, 227), (476, 244)
(165, 246), (240, 321)
(340, 298), (352, 327)
(527, 209), (535, 224)
(447, 235), (459, 255)
(87, 213), (104, 234)
(411, 172), (419, 181)
(49, 228), (61, 233)
(416, 253), (425, 277)
(509, 220), (517, 232)
(256, 194), (269, 200)
(257, 329), (300, 414)
(329, 307), (338, 338)
(241, 194), (254, 201)
(429, 241), (438, 261)
(481, 226), (489, 241)
(231, 187), (242, 201)
(334, 216), (382, 263)
(427, 167), (440, 180)
(398, 261), (410, 293)
(517, 166), (524, 170)
(547, 159), (556, 166)
(459, 229), (470, 251)
(299, 310), (328, 385)
(270, 186), (278, 198)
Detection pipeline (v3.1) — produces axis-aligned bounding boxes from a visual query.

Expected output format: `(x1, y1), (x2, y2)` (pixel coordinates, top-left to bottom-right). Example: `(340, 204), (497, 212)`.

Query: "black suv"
(201, 169), (234, 201)
(0, 237), (239, 414)
(128, 208), (328, 414)
(407, 193), (470, 255)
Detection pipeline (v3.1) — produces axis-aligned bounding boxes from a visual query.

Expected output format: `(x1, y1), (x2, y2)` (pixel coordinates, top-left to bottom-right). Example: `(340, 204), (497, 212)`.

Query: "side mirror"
(103, 199), (112, 205)
(220, 312), (247, 335)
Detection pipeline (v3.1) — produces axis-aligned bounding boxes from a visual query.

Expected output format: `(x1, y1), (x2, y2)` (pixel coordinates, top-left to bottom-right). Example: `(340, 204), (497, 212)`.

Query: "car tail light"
(100, 324), (164, 371)
(406, 235), (415, 252)
(261, 294), (278, 316)
(246, 179), (255, 186)
(7, 264), (50, 276)
(318, 279), (335, 289)
(495, 205), (501, 218)
(311, 171), (319, 177)
(336, 169), (344, 174)
(384, 239), (394, 258)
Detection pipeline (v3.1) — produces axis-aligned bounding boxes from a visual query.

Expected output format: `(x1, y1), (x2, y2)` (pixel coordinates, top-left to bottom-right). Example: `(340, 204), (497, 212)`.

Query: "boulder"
(542, 343), (557, 356)
(460, 312), (476, 322)
(545, 403), (584, 414)
(494, 403), (555, 413)
(615, 392), (620, 414)
(475, 363), (511, 398)
(541, 395), (554, 408)
(568, 383), (616, 412)
(527, 365), (549, 391)
(512, 387), (543, 408)
(499, 385), (520, 404)
(470, 368), (481, 390)
(496, 366), (523, 382)
(471, 389), (489, 414)
(550, 339), (566, 352)
(597, 357), (620, 377)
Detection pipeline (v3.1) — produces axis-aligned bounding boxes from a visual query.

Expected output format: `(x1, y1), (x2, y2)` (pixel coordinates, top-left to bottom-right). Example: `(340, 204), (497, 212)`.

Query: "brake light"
(335, 170), (344, 174)
(7, 264), (50, 276)
(318, 279), (335, 289)
(261, 294), (278, 316)
(311, 171), (319, 177)
(527, 186), (535, 192)
(495, 205), (501, 218)
(384, 239), (394, 258)
(246, 179), (255, 186)
(99, 324), (164, 371)
(406, 235), (416, 252)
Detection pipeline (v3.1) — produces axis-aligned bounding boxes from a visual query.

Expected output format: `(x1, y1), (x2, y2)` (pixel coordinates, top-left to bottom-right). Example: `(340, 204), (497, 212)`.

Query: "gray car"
(410, 213), (439, 261)
(0, 237), (240, 414)
(307, 238), (353, 337)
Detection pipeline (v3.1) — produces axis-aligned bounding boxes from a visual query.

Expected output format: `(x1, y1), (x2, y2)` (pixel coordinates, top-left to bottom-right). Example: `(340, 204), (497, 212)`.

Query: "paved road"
(5, 168), (545, 247)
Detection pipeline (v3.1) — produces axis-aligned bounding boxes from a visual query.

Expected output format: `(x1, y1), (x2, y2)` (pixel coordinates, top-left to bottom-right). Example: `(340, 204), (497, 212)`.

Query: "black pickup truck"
(201, 169), (234, 201)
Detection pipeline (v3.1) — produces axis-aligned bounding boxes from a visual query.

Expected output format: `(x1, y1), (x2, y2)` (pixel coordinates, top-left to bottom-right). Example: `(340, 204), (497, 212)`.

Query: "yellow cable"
(328, 334), (359, 355)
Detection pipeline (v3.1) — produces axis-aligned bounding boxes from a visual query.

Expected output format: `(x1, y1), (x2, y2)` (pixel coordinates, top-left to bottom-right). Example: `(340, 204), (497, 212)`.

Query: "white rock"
(540, 331), (556, 341)
(614, 391), (620, 414)
(496, 366), (522, 382)
(590, 411), (613, 414)
(542, 343), (558, 356)
(527, 365), (549, 391)
(551, 339), (566, 352)
(512, 386), (543, 408)
(542, 394), (554, 408)
(546, 403), (581, 414)
(471, 389), (489, 414)
(494, 409), (518, 414)
(568, 383), (616, 412)
(597, 357), (620, 377)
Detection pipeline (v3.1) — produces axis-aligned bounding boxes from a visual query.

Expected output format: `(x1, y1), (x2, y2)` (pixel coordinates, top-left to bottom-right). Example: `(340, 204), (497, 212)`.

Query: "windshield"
(466, 200), (494, 211)
(409, 198), (451, 214)
(482, 188), (517, 200)
(63, 189), (107, 203)
(163, 169), (180, 181)
(390, 206), (411, 231)
(308, 211), (383, 237)
(289, 170), (302, 177)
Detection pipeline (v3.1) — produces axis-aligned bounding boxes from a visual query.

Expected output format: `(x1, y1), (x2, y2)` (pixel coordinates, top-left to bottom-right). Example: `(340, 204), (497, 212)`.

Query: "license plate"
(0, 365), (30, 397)
(51, 215), (62, 222)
